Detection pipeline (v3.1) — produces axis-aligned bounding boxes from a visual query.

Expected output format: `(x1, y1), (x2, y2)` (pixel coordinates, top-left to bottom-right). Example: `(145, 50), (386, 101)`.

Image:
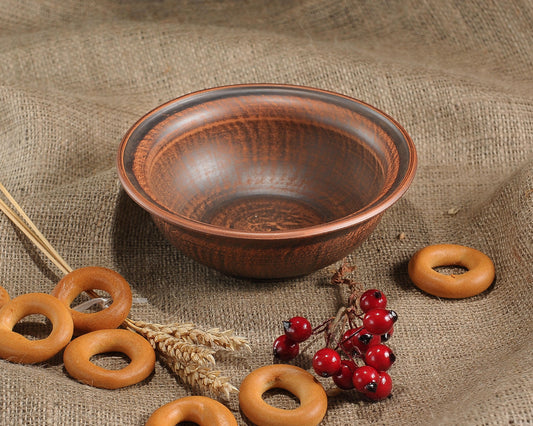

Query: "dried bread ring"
(145, 396), (238, 426)
(63, 328), (155, 389)
(51, 266), (132, 333)
(0, 285), (9, 308)
(0, 292), (74, 364)
(408, 244), (495, 298)
(239, 364), (328, 426)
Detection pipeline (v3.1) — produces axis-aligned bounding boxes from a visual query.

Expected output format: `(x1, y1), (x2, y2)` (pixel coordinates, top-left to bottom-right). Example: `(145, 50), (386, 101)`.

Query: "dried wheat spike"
(124, 318), (243, 398)
(124, 320), (216, 366)
(130, 320), (250, 352)
(162, 354), (237, 400)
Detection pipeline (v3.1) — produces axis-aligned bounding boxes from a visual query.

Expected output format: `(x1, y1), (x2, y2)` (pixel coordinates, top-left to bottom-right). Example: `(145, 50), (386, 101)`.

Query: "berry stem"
(312, 318), (334, 335)
(325, 306), (349, 348)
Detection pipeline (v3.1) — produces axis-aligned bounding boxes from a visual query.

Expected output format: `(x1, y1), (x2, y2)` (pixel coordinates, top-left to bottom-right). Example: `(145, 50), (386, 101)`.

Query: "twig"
(0, 189), (70, 275)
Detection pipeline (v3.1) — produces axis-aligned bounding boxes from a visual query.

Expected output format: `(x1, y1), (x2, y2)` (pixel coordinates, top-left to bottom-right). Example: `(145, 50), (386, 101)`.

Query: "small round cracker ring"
(0, 292), (74, 364)
(0, 285), (10, 308)
(63, 328), (155, 389)
(239, 364), (328, 426)
(146, 396), (238, 426)
(51, 266), (132, 333)
(408, 244), (495, 298)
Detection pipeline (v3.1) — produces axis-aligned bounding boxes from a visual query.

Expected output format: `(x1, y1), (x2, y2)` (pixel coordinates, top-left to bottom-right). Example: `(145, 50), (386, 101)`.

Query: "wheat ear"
(130, 320), (251, 352)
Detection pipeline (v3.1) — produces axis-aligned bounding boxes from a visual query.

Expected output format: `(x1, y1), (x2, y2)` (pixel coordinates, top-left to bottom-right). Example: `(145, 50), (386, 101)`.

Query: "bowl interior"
(120, 86), (414, 234)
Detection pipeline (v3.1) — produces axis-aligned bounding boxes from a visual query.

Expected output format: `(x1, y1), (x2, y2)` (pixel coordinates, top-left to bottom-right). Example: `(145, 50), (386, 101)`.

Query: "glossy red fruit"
(332, 360), (358, 390)
(312, 348), (342, 377)
(340, 327), (361, 353)
(352, 365), (379, 393)
(341, 327), (380, 355)
(359, 289), (387, 313)
(364, 372), (393, 401)
(273, 335), (299, 361)
(364, 344), (396, 372)
(363, 309), (398, 335)
(283, 316), (312, 343)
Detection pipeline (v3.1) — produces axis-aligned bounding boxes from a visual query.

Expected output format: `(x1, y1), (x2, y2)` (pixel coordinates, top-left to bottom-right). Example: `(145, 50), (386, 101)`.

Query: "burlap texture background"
(0, 1), (532, 424)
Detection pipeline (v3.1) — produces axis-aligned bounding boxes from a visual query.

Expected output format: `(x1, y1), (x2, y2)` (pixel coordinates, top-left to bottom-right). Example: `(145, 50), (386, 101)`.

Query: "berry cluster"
(272, 265), (398, 401)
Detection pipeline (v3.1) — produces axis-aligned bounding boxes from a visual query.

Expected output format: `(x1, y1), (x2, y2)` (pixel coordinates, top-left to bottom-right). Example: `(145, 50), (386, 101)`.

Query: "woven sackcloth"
(0, 1), (532, 424)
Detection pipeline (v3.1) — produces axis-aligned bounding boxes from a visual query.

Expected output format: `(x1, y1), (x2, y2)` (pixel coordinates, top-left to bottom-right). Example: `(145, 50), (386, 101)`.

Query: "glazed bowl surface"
(117, 84), (416, 279)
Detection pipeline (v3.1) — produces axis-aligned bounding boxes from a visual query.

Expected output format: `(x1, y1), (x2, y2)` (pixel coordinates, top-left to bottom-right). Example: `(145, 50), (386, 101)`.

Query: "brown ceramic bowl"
(117, 84), (416, 279)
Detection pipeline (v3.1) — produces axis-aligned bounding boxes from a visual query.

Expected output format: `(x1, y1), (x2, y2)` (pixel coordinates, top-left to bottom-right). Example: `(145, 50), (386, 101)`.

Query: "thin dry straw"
(0, 183), (102, 298)
(0, 183), (71, 275)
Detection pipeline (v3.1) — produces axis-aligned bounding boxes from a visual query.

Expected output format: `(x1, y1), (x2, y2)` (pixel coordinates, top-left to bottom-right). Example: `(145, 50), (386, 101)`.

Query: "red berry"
(332, 360), (357, 390)
(352, 365), (379, 393)
(364, 344), (396, 372)
(363, 309), (398, 335)
(283, 316), (312, 343)
(360, 289), (387, 312)
(341, 327), (380, 355)
(364, 372), (393, 401)
(312, 348), (342, 377)
(353, 330), (381, 354)
(273, 335), (299, 361)
(340, 327), (361, 353)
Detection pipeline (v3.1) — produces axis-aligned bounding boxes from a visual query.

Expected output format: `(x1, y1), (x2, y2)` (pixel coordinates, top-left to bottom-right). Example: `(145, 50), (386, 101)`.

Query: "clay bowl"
(117, 84), (417, 279)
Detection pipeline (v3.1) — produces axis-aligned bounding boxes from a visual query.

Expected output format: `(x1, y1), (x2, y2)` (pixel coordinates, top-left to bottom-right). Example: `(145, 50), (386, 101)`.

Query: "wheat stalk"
(127, 322), (216, 366)
(162, 355), (238, 401)
(123, 318), (244, 397)
(130, 320), (251, 352)
(0, 183), (249, 399)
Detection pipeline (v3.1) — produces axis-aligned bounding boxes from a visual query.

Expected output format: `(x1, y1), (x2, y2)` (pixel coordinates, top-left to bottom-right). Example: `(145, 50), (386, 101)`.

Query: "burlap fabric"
(1, 1), (531, 424)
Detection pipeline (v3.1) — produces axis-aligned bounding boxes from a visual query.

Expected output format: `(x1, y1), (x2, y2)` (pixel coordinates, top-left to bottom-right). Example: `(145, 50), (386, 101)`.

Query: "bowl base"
(201, 194), (330, 232)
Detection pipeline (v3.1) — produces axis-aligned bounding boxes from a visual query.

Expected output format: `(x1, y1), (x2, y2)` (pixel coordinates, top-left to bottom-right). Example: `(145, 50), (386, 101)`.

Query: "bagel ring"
(408, 244), (495, 298)
(0, 292), (74, 364)
(145, 396), (238, 426)
(51, 266), (132, 333)
(0, 285), (9, 308)
(63, 328), (155, 389)
(239, 364), (328, 426)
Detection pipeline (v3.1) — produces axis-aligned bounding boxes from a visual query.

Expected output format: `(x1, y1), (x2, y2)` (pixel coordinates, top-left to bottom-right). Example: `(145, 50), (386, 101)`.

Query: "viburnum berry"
(363, 308), (398, 335)
(273, 335), (299, 361)
(332, 360), (358, 390)
(352, 365), (379, 393)
(340, 327), (361, 353)
(354, 330), (381, 354)
(312, 348), (342, 377)
(359, 289), (387, 312)
(364, 371), (393, 401)
(364, 344), (396, 372)
(341, 327), (380, 355)
(283, 316), (312, 343)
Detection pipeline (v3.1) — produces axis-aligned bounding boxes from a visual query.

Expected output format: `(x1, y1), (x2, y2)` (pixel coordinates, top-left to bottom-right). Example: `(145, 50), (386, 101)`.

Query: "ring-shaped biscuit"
(0, 285), (9, 308)
(0, 292), (74, 364)
(145, 396), (238, 426)
(63, 328), (156, 389)
(239, 364), (328, 426)
(51, 266), (132, 333)
(408, 244), (495, 298)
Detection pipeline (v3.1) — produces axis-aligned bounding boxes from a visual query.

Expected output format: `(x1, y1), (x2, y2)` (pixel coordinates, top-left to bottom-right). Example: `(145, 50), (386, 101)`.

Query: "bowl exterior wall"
(151, 215), (383, 279)
(118, 85), (417, 279)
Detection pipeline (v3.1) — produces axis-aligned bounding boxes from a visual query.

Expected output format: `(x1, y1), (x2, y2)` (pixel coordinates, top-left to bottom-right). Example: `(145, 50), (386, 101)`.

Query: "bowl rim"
(117, 83), (417, 240)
